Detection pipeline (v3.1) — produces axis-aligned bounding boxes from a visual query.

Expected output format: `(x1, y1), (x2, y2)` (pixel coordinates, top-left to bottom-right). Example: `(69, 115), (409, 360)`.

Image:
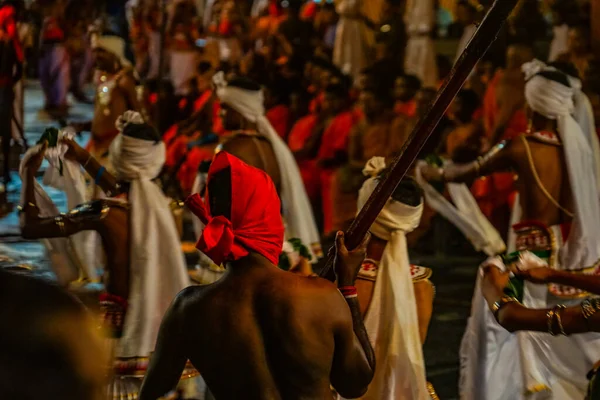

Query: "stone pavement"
(0, 81), (483, 400)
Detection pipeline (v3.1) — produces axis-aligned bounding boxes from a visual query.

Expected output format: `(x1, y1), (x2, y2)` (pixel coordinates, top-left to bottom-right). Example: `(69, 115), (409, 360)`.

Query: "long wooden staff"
(319, 0), (519, 280)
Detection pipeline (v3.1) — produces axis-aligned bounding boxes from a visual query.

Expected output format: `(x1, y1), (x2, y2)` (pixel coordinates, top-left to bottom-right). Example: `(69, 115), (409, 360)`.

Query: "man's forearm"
(547, 270), (600, 297)
(75, 151), (119, 196)
(339, 284), (375, 370)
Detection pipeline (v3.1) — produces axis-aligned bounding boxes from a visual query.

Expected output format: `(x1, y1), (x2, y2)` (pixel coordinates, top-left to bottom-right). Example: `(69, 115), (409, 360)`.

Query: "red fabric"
(178, 145), (215, 193)
(317, 111), (357, 160)
(166, 132), (201, 169)
(301, 2), (318, 20)
(186, 152), (284, 266)
(266, 104), (291, 138)
(218, 20), (233, 36)
(482, 71), (502, 135)
(394, 100), (417, 118)
(42, 16), (65, 42)
(0, 6), (23, 62)
(163, 124), (178, 147)
(288, 115), (320, 200)
(309, 92), (324, 114)
(193, 90), (213, 113)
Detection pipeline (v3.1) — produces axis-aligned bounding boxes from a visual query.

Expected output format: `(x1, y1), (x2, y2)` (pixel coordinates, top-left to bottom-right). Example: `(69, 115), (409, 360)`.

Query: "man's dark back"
(177, 254), (344, 399)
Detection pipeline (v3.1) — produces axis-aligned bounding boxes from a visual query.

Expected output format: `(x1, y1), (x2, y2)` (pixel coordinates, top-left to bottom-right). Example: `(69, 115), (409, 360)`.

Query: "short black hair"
(377, 170), (423, 207)
(400, 74), (422, 92)
(549, 61), (580, 80)
(198, 61), (213, 75)
(208, 166), (232, 220)
(324, 82), (348, 98)
(122, 122), (161, 143)
(228, 76), (262, 92)
(533, 70), (571, 88)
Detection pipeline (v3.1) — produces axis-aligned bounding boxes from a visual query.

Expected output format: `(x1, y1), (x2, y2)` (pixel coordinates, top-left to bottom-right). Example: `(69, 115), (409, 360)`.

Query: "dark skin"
(481, 265), (600, 335)
(422, 110), (574, 228)
(219, 104), (282, 193)
(20, 139), (130, 298)
(139, 231), (375, 400)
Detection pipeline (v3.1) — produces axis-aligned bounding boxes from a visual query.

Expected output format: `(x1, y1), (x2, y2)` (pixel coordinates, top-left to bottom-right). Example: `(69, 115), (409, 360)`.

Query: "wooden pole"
(319, 0), (520, 281)
(592, 0), (600, 54)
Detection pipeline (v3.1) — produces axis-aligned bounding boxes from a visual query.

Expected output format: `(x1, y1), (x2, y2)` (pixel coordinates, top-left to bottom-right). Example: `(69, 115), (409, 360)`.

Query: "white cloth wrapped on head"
(213, 72), (322, 261)
(91, 34), (132, 68)
(523, 59), (600, 271)
(108, 111), (191, 359)
(338, 157), (429, 400)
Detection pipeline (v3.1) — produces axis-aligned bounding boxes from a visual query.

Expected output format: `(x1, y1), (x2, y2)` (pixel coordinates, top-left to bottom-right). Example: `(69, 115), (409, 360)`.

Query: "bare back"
(221, 134), (282, 193)
(178, 256), (343, 399)
(509, 136), (573, 227)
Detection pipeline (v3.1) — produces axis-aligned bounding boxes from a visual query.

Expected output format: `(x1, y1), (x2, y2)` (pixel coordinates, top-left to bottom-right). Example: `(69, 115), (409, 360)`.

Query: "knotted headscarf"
(522, 59), (600, 270)
(186, 151), (284, 266)
(212, 72), (321, 261)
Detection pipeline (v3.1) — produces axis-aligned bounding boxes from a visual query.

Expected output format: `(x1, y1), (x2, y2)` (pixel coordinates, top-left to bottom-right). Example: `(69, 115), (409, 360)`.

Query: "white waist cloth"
(460, 234), (600, 400)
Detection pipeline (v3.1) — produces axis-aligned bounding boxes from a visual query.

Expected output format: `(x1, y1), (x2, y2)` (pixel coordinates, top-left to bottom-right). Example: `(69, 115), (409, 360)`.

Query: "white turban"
(522, 59), (600, 270)
(91, 34), (132, 68)
(109, 111), (190, 359)
(350, 157), (429, 400)
(213, 72), (322, 261)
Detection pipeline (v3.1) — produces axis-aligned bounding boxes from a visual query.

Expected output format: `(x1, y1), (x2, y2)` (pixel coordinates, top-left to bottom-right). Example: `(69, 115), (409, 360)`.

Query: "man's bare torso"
(178, 255), (341, 400)
(510, 135), (573, 227)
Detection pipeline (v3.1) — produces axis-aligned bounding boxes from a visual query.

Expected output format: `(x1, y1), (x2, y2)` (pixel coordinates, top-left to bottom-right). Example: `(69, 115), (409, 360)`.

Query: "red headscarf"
(0, 5), (24, 63)
(185, 152), (284, 266)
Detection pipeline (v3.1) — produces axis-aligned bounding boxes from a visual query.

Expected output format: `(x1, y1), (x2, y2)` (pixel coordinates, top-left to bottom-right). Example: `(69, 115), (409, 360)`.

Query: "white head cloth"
(341, 157), (429, 400)
(523, 59), (600, 270)
(213, 72), (322, 260)
(91, 34), (132, 68)
(109, 111), (190, 358)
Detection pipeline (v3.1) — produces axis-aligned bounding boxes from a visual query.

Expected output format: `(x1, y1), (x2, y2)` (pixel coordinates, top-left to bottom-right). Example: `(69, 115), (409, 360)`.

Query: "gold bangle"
(555, 305), (567, 336)
(547, 308), (556, 336)
(17, 202), (39, 213)
(474, 157), (482, 177)
(55, 215), (66, 235)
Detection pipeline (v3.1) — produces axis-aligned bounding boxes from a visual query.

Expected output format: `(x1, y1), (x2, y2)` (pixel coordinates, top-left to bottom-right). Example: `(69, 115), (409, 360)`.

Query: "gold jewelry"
(55, 215), (66, 235)
(547, 308), (556, 335)
(17, 202), (39, 213)
(491, 296), (519, 321)
(474, 157), (482, 176)
(555, 305), (567, 336)
(581, 298), (600, 330)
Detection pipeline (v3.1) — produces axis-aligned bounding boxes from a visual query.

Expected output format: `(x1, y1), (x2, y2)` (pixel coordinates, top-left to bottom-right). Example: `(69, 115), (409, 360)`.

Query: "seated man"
(139, 151), (375, 399)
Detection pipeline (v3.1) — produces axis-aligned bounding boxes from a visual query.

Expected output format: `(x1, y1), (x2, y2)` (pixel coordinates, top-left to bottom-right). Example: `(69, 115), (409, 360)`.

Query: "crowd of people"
(2, 0), (600, 399)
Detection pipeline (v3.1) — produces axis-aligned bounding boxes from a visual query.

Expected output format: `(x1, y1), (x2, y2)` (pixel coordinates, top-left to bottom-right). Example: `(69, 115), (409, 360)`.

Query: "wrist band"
(555, 305), (567, 336)
(339, 286), (358, 299)
(95, 166), (106, 184)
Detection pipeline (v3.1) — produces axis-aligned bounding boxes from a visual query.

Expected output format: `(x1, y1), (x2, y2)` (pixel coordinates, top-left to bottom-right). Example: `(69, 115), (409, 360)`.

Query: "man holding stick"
(139, 152), (375, 399)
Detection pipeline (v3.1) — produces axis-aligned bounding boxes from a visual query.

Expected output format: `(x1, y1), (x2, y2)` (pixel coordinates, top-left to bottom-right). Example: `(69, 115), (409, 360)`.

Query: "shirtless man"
(424, 62), (600, 400)
(20, 114), (191, 397)
(139, 151), (374, 399)
(72, 32), (142, 170)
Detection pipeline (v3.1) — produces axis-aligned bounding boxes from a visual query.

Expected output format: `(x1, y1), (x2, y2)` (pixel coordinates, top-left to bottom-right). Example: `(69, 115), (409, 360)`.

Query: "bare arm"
(515, 267), (600, 297)
(330, 233), (375, 398)
(63, 138), (120, 196)
(20, 144), (98, 239)
(422, 139), (514, 184)
(481, 267), (598, 334)
(139, 291), (190, 400)
(119, 74), (143, 112)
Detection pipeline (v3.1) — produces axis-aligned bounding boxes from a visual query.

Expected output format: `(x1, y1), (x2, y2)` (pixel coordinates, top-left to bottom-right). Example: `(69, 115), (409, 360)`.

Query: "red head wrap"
(185, 152), (284, 266)
(0, 5), (24, 63)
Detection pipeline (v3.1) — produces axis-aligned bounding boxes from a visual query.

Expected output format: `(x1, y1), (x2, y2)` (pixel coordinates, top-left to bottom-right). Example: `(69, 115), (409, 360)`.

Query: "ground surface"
(0, 81), (482, 400)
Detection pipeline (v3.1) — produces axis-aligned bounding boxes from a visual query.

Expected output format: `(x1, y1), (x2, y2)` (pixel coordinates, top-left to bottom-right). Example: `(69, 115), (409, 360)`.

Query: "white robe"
(333, 0), (367, 84)
(404, 0), (438, 87)
(339, 163), (429, 400)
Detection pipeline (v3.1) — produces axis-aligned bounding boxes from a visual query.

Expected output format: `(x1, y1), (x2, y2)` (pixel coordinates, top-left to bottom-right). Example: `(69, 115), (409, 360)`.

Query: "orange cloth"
(165, 132), (201, 169)
(178, 145), (216, 194)
(288, 114), (320, 201)
(266, 104), (291, 139)
(318, 111), (359, 234)
(394, 100), (417, 118)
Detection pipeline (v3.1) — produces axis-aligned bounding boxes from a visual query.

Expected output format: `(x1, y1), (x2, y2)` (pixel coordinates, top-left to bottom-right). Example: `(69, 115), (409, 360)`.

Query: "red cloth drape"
(0, 5), (24, 62)
(186, 152), (284, 266)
